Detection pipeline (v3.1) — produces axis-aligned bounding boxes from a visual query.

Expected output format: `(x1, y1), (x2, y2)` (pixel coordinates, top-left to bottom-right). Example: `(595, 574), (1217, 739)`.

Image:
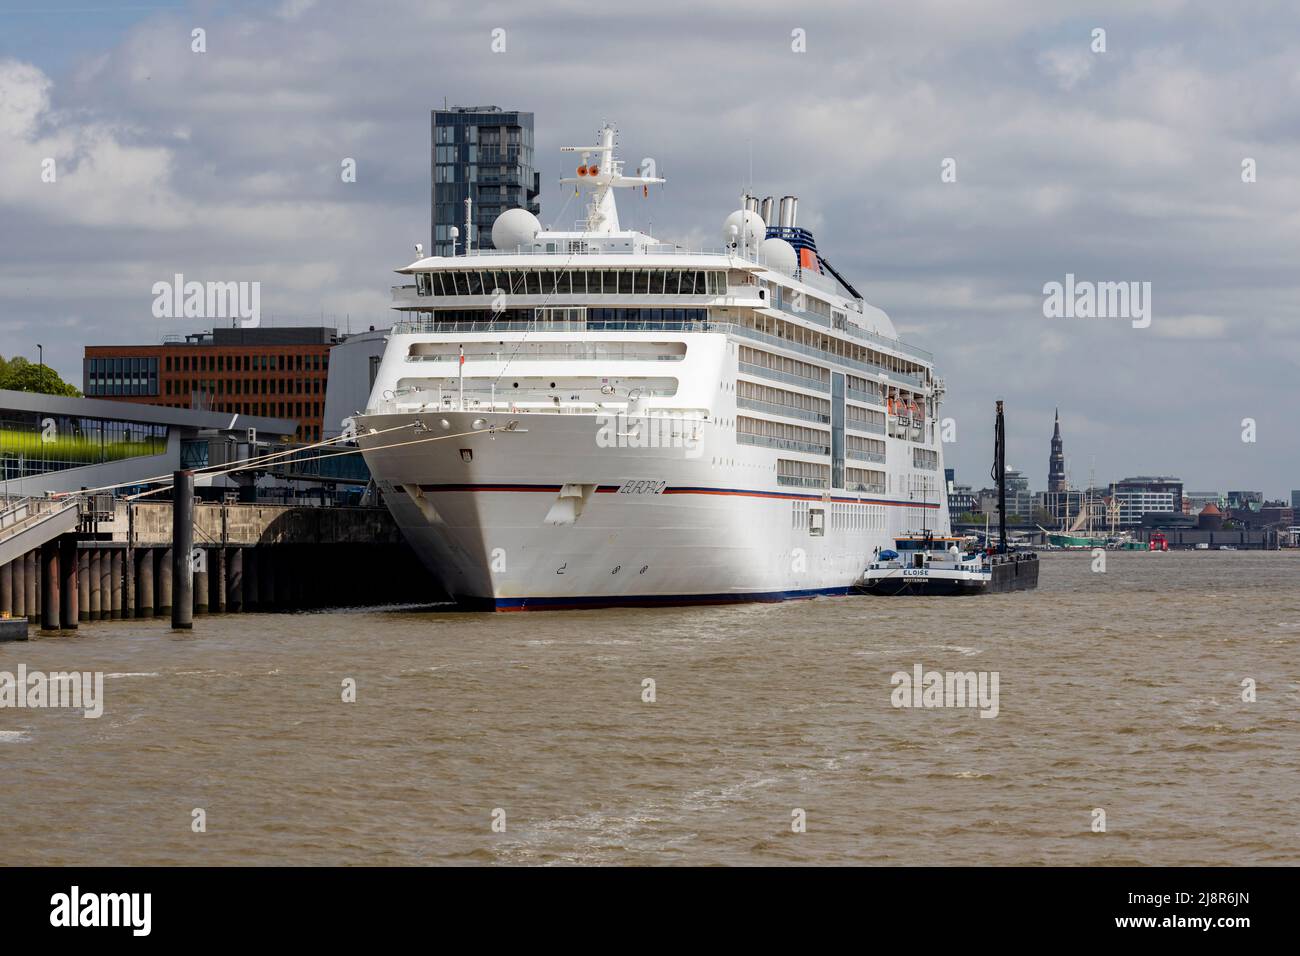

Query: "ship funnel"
(779, 195), (798, 228)
(760, 196), (775, 225)
(744, 194), (759, 214)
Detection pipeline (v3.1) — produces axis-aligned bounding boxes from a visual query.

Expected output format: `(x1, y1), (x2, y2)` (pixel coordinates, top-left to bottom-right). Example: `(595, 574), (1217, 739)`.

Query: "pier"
(0, 487), (439, 636)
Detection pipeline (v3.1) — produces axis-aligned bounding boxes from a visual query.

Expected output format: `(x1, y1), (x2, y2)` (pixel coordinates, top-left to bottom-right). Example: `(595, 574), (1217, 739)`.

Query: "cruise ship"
(354, 124), (949, 609)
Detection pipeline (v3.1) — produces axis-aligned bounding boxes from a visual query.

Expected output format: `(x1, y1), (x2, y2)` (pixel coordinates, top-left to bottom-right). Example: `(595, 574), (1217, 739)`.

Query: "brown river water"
(1, 551), (1296, 866)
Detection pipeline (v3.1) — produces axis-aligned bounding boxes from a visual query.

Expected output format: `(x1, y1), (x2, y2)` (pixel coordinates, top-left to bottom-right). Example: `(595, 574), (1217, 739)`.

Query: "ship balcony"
(403, 342), (687, 363)
(776, 475), (830, 490)
(846, 449), (887, 465)
(735, 396), (831, 425)
(846, 419), (887, 436)
(727, 324), (927, 389)
(390, 285), (763, 311)
(737, 433), (830, 456)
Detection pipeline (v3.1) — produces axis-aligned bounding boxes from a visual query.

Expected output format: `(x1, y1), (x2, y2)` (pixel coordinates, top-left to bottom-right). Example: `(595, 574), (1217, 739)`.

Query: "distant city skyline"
(2, 1), (1297, 496)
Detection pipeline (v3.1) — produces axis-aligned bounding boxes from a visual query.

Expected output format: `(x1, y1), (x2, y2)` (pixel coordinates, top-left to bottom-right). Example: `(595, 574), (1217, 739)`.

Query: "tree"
(0, 356), (81, 397)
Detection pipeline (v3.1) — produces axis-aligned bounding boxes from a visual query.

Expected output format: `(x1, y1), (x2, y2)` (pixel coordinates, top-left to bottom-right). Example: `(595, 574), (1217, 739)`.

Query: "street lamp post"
(37, 344), (43, 369)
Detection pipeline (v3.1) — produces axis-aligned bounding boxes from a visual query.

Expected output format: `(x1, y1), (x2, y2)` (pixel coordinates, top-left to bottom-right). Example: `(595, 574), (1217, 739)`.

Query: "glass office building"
(432, 106), (540, 257)
(0, 389), (297, 495)
(0, 408), (167, 481)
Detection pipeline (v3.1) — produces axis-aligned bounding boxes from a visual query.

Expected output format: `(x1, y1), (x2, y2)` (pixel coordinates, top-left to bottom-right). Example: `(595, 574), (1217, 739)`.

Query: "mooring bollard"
(172, 471), (194, 629)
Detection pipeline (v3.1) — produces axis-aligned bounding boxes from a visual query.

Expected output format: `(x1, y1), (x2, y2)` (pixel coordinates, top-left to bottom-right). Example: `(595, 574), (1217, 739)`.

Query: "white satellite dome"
(760, 237), (797, 274)
(491, 208), (542, 252)
(722, 209), (766, 252)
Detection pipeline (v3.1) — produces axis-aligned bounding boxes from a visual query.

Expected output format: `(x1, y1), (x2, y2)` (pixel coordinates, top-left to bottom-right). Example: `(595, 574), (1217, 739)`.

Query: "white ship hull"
(357, 409), (945, 610)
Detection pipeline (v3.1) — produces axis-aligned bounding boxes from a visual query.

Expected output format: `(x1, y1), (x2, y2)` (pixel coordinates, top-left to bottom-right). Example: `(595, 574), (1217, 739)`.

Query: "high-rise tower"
(431, 106), (541, 256)
(1048, 408), (1067, 493)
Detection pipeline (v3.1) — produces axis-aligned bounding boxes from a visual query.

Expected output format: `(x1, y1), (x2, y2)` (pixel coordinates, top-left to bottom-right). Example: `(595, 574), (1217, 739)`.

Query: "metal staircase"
(0, 495), (85, 567)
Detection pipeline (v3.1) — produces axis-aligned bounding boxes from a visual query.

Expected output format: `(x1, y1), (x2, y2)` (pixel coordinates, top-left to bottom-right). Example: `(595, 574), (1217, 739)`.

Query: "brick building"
(83, 327), (337, 443)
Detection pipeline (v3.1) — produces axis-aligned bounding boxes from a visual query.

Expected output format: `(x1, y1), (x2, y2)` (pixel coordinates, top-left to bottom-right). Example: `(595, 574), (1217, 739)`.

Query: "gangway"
(0, 495), (85, 567)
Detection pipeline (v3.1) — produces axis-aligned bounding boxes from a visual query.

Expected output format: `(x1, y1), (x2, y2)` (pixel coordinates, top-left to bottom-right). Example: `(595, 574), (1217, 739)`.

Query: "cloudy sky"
(2, 0), (1298, 497)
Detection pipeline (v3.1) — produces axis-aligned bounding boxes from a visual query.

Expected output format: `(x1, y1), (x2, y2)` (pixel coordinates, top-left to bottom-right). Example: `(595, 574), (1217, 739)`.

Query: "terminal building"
(0, 388), (295, 498)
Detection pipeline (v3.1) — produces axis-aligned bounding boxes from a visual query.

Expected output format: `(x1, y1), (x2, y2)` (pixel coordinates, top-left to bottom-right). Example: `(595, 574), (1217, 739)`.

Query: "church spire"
(1048, 408), (1066, 493)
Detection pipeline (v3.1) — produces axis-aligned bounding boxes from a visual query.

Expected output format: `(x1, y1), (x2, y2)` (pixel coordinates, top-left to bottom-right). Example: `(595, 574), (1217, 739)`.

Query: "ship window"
(618, 271), (633, 295)
(650, 270), (667, 294)
(557, 271), (572, 294)
(602, 270), (617, 293)
(526, 270), (541, 295)
(468, 271), (483, 295)
(633, 270), (648, 295)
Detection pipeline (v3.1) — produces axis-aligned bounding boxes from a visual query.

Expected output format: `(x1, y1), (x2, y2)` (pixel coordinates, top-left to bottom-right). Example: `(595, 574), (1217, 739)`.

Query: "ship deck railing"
(389, 314), (932, 376)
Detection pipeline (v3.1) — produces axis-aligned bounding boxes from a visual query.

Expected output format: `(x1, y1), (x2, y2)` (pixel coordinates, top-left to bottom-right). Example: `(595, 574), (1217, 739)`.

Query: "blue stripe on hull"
(486, 585), (858, 612)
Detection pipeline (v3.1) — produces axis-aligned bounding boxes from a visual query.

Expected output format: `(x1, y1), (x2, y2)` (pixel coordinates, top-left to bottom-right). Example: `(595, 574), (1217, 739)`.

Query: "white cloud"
(1, 0), (1297, 493)
(1037, 46), (1095, 91)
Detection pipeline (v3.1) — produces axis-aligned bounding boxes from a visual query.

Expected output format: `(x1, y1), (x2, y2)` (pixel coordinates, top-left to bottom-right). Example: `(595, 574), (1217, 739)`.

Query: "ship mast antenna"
(559, 124), (664, 235)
